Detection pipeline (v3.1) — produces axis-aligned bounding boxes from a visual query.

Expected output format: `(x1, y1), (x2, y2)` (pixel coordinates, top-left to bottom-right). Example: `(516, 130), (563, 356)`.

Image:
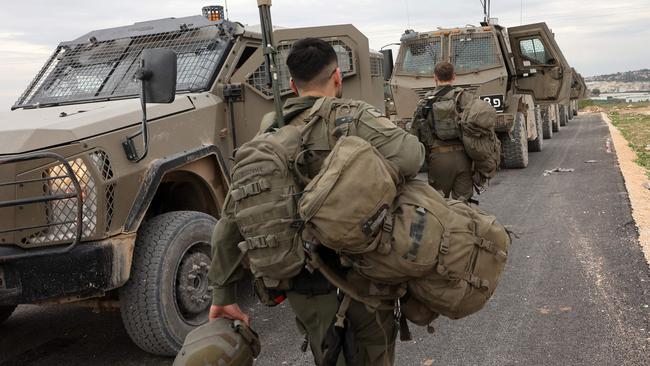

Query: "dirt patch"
(601, 112), (650, 266)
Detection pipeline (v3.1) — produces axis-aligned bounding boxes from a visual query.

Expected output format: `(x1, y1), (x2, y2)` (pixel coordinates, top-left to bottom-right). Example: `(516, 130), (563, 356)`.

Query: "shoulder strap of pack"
(302, 242), (397, 311)
(302, 97), (366, 146)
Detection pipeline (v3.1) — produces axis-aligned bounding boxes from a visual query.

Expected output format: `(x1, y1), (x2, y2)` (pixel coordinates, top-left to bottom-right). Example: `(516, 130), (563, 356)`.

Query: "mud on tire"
(541, 106), (553, 139)
(119, 211), (216, 356)
(528, 106), (544, 152)
(500, 112), (528, 169)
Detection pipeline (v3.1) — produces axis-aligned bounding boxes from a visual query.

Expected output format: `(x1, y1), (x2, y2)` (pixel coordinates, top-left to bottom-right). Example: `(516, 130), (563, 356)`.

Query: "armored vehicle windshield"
(13, 17), (235, 110)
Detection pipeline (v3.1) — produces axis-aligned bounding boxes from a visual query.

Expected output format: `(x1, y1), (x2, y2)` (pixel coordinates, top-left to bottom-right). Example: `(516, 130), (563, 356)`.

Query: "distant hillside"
(586, 69), (650, 82)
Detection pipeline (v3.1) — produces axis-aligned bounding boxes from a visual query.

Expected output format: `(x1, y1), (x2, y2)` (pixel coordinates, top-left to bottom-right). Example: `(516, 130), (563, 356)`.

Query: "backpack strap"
(303, 241), (396, 311)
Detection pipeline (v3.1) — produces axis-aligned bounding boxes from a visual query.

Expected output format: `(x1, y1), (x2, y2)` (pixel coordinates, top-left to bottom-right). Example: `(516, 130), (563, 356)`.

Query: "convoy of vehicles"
(384, 21), (580, 168)
(0, 7), (386, 355)
(0, 3), (586, 358)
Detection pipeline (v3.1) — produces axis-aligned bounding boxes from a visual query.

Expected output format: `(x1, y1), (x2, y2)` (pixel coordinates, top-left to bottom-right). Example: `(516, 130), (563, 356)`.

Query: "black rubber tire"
(528, 106), (544, 152)
(541, 106), (553, 139)
(119, 211), (216, 356)
(0, 305), (17, 325)
(500, 112), (528, 169)
(549, 106), (560, 132)
(559, 104), (568, 126)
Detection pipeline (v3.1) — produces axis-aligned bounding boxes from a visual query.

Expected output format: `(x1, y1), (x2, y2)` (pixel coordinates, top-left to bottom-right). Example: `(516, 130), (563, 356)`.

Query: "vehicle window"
(247, 39), (355, 97)
(519, 38), (552, 64)
(398, 38), (442, 75)
(15, 25), (231, 108)
(450, 32), (500, 73)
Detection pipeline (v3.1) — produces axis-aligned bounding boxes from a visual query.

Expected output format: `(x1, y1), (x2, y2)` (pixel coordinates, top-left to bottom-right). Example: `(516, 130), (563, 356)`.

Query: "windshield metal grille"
(247, 39), (355, 98)
(450, 32), (500, 73)
(398, 37), (442, 75)
(15, 26), (230, 108)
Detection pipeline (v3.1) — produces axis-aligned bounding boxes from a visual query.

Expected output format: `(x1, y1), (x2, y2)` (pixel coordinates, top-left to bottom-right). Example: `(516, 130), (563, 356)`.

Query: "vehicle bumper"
(0, 233), (135, 305)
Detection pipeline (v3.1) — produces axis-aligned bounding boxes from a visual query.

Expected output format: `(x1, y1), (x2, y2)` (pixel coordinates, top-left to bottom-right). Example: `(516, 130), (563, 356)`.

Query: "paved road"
(1, 113), (649, 365)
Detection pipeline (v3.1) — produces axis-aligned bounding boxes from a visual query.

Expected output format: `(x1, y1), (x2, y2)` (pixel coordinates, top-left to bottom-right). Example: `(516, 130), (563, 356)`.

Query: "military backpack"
(230, 97), (377, 289)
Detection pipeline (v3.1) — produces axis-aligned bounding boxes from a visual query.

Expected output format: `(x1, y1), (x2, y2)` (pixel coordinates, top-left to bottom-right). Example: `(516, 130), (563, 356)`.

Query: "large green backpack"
(230, 125), (306, 288)
(460, 99), (501, 187)
(413, 86), (464, 141)
(231, 97), (374, 288)
(302, 161), (510, 321)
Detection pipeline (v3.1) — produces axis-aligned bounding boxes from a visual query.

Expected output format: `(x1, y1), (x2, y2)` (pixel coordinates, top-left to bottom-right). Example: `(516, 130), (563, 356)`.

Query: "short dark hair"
(434, 62), (455, 82)
(286, 38), (338, 87)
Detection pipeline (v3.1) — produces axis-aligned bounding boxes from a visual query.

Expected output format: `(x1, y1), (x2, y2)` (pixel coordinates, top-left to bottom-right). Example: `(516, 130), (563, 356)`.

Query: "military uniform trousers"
(287, 291), (397, 366)
(428, 147), (473, 200)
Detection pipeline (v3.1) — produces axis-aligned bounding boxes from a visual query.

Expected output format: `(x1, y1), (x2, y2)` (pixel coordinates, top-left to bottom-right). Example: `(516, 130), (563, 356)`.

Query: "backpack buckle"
(439, 233), (450, 255)
(244, 235), (278, 250)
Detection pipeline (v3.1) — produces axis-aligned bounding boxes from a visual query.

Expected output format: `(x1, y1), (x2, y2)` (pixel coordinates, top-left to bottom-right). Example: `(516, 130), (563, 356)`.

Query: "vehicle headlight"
(25, 158), (97, 245)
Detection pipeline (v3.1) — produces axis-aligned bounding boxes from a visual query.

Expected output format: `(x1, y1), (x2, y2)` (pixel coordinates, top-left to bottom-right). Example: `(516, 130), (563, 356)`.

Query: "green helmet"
(173, 319), (261, 366)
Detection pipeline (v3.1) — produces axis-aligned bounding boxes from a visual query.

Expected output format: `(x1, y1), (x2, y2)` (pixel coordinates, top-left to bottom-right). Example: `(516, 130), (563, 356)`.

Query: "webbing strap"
(456, 271), (490, 289)
(303, 244), (390, 310)
(238, 234), (279, 252)
(476, 237), (507, 259)
(334, 294), (352, 328)
(231, 179), (271, 201)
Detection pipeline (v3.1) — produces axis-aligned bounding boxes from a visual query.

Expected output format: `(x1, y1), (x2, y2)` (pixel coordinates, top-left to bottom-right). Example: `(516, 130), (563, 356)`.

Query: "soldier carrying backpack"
(410, 62), (500, 201)
(207, 38), (424, 366)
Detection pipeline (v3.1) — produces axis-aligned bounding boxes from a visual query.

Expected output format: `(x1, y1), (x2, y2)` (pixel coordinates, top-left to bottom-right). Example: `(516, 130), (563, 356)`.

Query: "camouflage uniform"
(410, 86), (474, 200)
(209, 96), (424, 366)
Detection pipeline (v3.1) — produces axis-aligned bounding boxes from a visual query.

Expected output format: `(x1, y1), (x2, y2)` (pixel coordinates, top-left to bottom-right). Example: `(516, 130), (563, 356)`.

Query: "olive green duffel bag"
(299, 135), (399, 254)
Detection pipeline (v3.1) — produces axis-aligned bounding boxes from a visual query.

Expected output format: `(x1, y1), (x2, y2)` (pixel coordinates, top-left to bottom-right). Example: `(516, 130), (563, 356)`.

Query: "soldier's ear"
(290, 78), (300, 96)
(333, 68), (342, 88)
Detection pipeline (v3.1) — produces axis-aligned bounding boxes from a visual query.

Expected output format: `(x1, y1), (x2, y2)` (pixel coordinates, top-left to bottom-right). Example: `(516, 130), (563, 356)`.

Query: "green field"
(608, 112), (650, 179)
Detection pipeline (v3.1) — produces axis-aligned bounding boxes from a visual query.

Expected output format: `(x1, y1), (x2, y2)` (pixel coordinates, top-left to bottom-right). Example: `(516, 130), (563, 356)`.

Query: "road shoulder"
(601, 112), (650, 265)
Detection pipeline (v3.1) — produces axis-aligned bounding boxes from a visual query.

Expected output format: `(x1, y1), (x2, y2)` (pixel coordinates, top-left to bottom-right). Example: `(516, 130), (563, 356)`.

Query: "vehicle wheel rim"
(174, 242), (211, 325)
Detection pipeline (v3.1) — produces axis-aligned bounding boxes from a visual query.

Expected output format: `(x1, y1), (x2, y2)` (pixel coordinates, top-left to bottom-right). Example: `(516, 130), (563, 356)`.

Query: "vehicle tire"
(500, 112), (528, 169)
(119, 211), (216, 356)
(541, 106), (553, 139)
(528, 106), (544, 152)
(0, 305), (17, 325)
(559, 105), (568, 126)
(552, 104), (561, 132)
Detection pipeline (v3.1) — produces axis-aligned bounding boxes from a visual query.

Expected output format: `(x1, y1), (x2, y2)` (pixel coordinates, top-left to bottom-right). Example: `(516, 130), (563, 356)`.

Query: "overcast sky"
(1, 0), (649, 110)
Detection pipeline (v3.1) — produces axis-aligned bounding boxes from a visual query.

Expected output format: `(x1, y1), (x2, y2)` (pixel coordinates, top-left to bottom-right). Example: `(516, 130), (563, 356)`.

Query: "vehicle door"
(507, 22), (571, 103)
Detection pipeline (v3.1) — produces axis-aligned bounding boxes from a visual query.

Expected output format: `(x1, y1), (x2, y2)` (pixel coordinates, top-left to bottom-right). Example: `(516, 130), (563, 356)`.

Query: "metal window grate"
(450, 32), (500, 73)
(398, 38), (442, 75)
(247, 39), (355, 98)
(22, 158), (97, 246)
(15, 25), (231, 108)
(519, 38), (550, 64)
(370, 56), (383, 77)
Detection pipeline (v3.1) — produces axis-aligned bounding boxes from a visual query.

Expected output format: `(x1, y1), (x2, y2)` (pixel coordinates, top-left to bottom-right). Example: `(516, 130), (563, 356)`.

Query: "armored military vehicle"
(0, 6), (385, 356)
(385, 22), (573, 168)
(569, 68), (588, 116)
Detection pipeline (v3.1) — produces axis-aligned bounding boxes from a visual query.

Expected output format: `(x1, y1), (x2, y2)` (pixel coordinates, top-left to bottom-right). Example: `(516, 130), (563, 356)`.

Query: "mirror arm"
(122, 76), (150, 163)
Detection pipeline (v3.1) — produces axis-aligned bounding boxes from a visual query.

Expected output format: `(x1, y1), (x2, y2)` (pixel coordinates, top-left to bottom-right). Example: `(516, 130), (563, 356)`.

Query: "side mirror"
(123, 49), (177, 163)
(380, 49), (394, 81)
(139, 48), (177, 103)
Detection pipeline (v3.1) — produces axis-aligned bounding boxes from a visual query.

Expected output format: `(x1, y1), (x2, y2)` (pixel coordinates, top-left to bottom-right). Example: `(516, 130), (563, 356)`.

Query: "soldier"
(207, 38), (424, 365)
(410, 61), (475, 200)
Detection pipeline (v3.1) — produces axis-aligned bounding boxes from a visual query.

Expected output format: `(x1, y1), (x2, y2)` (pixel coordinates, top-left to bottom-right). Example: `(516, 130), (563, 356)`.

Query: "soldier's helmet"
(173, 318), (261, 366)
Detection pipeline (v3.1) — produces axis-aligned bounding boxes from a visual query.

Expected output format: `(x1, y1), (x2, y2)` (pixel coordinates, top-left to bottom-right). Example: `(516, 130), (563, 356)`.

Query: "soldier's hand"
(209, 304), (250, 326)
